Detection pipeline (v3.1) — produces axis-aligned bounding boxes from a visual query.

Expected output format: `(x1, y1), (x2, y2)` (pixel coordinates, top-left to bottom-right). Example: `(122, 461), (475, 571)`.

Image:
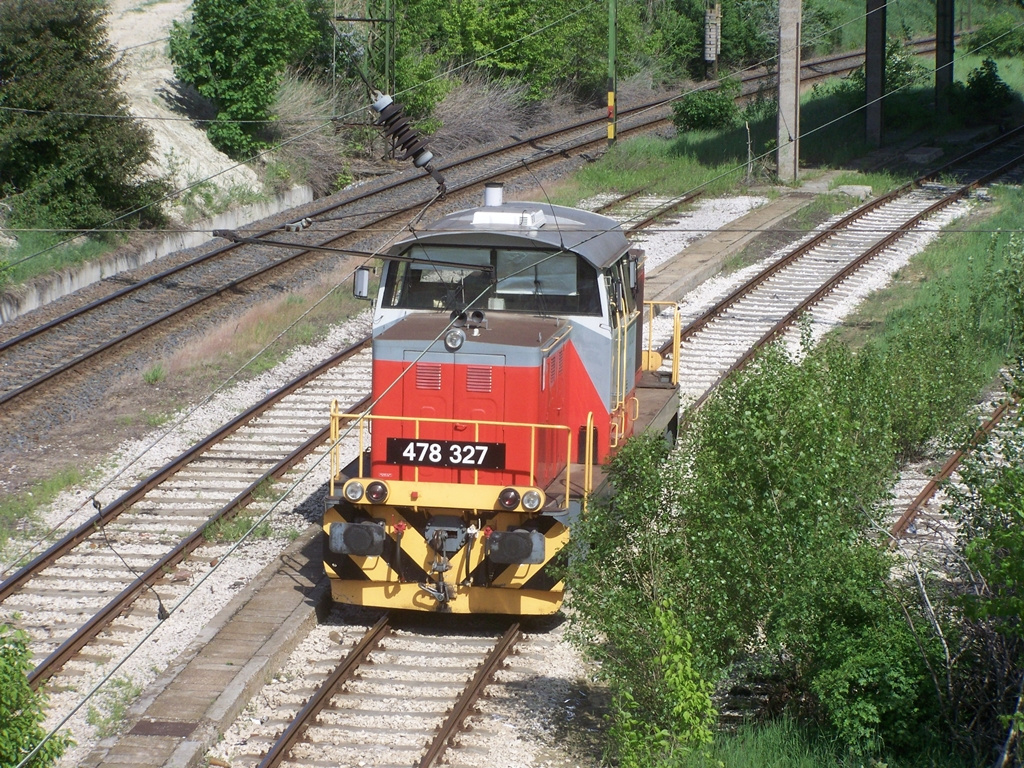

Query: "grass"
(142, 411), (172, 428)
(833, 184), (1024, 363)
(202, 514), (273, 543)
(86, 676), (142, 739)
(0, 182), (262, 291)
(667, 718), (970, 768)
(0, 467), (86, 552)
(819, 0), (1024, 53)
(143, 364), (166, 385)
(828, 170), (909, 196)
(1, 231), (124, 289)
(162, 266), (368, 384)
(548, 135), (761, 207)
(250, 478), (278, 502)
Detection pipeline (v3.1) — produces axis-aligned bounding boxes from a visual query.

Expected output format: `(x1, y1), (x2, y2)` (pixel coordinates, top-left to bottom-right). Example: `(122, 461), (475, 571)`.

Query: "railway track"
(884, 393), (1022, 576)
(629, 125), (1024, 404)
(0, 177), (686, 700)
(0, 339), (372, 689)
(2, 50), (1009, 762)
(0, 42), (912, 420)
(241, 617), (522, 768)
(192, 123), (1024, 768)
(208, 612), (590, 768)
(12, 123), (1020, 738)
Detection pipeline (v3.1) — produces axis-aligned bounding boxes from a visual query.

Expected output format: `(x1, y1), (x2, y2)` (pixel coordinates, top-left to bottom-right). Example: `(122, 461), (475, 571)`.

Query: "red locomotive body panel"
(368, 337), (608, 489)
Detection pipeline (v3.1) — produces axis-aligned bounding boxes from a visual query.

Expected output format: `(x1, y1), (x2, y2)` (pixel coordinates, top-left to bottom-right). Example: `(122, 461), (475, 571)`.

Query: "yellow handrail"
(541, 323), (573, 353)
(329, 411), (580, 509)
(643, 300), (681, 385)
(583, 411), (595, 516)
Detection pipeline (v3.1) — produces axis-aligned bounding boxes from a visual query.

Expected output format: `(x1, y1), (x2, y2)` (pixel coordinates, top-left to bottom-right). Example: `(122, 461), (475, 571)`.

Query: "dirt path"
(104, 0), (259, 194)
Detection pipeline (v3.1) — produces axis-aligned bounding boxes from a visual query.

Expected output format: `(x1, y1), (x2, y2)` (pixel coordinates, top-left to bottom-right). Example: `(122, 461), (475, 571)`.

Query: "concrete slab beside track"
(644, 191), (820, 303)
(83, 530), (327, 768)
(84, 185), (833, 768)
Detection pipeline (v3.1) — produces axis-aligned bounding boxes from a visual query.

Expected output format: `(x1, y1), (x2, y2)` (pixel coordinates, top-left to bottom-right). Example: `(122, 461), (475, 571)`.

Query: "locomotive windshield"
(382, 245), (601, 315)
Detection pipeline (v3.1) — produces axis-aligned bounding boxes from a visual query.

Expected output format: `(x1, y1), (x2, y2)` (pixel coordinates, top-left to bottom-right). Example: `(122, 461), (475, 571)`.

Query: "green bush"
(949, 58), (1014, 125)
(801, 0), (842, 56)
(671, 79), (741, 132)
(959, 414), (1024, 633)
(1, 625), (70, 767)
(741, 93), (778, 124)
(944, 372), (1024, 762)
(0, 0), (168, 232)
(568, 222), (1024, 758)
(768, 541), (941, 754)
(566, 436), (715, 766)
(169, 0), (322, 158)
(965, 14), (1024, 58)
(813, 37), (928, 111)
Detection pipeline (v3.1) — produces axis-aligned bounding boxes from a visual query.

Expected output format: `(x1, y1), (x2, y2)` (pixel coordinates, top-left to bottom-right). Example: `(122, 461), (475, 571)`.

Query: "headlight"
(444, 328), (466, 352)
(522, 490), (543, 511)
(497, 488), (520, 510)
(344, 481), (364, 502)
(366, 481), (389, 503)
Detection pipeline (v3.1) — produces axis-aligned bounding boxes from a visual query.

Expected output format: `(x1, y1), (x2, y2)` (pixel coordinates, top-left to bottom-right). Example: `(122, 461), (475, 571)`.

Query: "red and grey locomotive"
(323, 184), (680, 614)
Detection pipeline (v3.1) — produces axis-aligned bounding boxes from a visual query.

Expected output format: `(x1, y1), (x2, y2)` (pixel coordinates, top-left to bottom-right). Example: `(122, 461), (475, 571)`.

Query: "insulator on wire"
(371, 92), (446, 194)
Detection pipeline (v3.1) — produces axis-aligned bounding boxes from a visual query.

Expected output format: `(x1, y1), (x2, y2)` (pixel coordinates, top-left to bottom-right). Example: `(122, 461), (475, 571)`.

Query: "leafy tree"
(0, 0), (168, 231)
(169, 0), (323, 157)
(1, 625), (70, 768)
(434, 0), (642, 101)
(637, 7), (701, 82)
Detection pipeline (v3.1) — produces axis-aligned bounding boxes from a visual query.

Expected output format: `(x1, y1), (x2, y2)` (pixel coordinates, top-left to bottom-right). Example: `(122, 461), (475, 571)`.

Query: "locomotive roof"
(387, 202), (630, 270)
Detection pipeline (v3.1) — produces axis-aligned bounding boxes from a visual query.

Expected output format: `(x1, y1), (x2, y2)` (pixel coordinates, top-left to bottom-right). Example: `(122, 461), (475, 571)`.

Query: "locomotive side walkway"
(83, 184), (835, 768)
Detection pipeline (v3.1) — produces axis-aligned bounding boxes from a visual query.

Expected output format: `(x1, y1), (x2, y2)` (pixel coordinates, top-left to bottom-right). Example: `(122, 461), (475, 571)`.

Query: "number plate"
(386, 438), (506, 469)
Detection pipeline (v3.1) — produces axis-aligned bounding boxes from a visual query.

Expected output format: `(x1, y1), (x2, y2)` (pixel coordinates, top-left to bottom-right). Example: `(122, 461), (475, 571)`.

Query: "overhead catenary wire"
(4, 21), (1021, 564)
(10, 194), (489, 768)
(10, 59), (1022, 768)
(3, 0), (1020, 757)
(0, 0), (950, 278)
(0, 192), (442, 580)
(7, 10), (1016, 263)
(9, 153), (999, 764)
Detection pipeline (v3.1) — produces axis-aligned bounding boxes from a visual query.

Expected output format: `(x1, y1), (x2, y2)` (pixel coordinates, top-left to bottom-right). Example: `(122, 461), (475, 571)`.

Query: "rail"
(419, 623), (522, 768)
(256, 615), (392, 768)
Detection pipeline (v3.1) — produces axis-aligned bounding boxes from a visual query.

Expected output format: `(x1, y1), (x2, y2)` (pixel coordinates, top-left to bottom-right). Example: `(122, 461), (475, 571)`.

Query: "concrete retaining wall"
(1, 185), (313, 324)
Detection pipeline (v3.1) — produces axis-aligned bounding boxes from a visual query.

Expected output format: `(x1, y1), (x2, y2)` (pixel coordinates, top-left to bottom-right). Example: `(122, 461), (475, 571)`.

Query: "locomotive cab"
(324, 188), (680, 614)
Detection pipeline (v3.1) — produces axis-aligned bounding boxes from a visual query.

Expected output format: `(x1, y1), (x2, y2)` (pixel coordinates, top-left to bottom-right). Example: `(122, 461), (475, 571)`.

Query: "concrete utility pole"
(936, 0), (955, 112)
(865, 0), (886, 147)
(777, 0), (800, 182)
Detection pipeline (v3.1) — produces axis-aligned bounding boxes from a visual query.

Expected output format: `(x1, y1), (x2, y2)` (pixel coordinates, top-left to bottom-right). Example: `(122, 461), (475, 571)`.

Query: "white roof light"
(471, 209), (547, 229)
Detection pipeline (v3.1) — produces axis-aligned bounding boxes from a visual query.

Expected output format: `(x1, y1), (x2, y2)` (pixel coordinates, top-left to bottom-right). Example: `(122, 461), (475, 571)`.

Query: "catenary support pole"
(608, 0), (617, 145)
(936, 0), (955, 113)
(865, 0), (886, 147)
(777, 0), (800, 181)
